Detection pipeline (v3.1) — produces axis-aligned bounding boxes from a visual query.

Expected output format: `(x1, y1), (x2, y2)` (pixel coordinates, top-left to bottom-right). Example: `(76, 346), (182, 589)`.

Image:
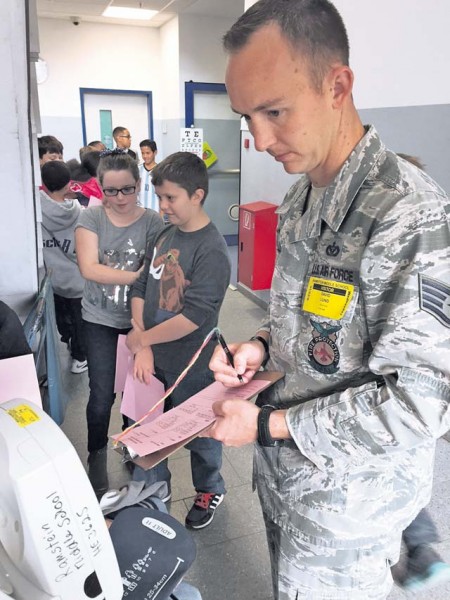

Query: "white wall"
(0, 0), (38, 313)
(244, 0), (450, 109)
(37, 18), (161, 160)
(179, 14), (236, 116)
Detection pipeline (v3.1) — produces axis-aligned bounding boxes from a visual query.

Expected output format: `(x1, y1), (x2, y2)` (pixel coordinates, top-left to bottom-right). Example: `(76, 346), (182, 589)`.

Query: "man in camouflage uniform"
(206, 1), (450, 598)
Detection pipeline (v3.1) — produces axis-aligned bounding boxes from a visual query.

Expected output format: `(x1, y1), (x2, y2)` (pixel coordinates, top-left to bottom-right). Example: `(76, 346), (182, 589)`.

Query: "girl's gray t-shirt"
(76, 206), (163, 329)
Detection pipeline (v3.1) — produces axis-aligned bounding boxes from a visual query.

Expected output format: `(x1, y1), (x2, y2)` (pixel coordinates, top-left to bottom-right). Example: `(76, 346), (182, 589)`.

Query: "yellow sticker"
(7, 404), (40, 427)
(302, 277), (354, 320)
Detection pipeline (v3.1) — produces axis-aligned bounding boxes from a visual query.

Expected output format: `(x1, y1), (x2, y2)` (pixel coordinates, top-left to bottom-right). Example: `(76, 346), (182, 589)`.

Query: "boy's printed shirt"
(149, 243), (191, 324)
(133, 222), (231, 371)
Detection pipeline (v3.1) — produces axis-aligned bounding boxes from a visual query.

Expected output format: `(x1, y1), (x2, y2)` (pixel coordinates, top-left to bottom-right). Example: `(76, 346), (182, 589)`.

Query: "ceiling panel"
(36, 0), (243, 28)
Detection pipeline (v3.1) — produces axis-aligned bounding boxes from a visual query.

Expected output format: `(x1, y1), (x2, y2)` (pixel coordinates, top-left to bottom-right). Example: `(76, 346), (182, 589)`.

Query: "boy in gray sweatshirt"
(40, 161), (87, 373)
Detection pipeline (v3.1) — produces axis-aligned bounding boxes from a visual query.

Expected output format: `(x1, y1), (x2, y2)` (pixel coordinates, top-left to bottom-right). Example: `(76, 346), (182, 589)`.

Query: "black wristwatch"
(250, 335), (270, 368)
(257, 404), (282, 447)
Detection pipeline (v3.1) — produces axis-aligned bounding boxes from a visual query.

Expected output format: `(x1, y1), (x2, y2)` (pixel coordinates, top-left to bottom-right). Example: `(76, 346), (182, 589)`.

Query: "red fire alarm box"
(239, 201), (278, 290)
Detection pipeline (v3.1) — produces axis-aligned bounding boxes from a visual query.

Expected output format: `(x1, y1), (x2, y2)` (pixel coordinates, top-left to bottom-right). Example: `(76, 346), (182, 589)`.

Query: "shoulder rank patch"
(419, 274), (450, 328)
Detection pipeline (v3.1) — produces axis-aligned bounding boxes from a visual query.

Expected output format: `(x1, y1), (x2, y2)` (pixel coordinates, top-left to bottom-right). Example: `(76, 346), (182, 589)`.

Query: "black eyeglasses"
(103, 185), (136, 197)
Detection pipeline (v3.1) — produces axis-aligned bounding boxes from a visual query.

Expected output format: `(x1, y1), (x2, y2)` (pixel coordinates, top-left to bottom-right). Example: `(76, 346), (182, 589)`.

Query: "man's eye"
(268, 110), (280, 118)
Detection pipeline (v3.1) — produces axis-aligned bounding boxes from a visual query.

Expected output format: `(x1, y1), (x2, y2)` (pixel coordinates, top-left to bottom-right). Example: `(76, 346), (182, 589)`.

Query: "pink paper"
(114, 334), (132, 393)
(121, 368), (164, 426)
(0, 354), (42, 408)
(88, 195), (103, 207)
(113, 378), (269, 457)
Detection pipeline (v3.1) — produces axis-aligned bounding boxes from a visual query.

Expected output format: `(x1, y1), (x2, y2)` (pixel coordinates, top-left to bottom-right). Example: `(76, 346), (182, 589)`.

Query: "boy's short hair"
(82, 151), (102, 177)
(41, 160), (71, 192)
(38, 135), (64, 159)
(152, 152), (208, 203)
(139, 139), (157, 152)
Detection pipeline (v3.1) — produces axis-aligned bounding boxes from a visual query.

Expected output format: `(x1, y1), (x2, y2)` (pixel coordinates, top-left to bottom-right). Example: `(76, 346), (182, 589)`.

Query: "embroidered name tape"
(302, 277), (354, 320)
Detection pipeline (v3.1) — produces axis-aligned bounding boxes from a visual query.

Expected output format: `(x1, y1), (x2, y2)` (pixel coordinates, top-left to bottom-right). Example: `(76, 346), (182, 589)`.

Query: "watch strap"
(250, 335), (270, 367)
(257, 404), (279, 447)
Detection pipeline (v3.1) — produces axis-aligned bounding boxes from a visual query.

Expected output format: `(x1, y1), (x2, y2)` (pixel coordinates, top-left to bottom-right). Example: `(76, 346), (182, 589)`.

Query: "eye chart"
(180, 127), (203, 158)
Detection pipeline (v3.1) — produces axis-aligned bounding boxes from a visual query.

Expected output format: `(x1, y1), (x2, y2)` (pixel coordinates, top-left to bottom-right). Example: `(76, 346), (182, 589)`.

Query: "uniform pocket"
(277, 446), (348, 515)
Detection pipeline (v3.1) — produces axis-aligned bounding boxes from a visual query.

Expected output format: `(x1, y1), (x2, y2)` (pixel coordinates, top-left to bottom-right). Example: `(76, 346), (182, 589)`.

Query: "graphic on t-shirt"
(97, 243), (143, 312)
(149, 246), (191, 323)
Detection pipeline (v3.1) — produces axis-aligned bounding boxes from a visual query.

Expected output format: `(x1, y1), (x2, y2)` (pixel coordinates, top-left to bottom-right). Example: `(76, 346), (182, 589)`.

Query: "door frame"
(184, 81), (226, 127)
(79, 87), (154, 145)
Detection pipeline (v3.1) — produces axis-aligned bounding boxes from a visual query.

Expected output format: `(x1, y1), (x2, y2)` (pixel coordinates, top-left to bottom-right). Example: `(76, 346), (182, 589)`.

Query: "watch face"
(36, 58), (48, 84)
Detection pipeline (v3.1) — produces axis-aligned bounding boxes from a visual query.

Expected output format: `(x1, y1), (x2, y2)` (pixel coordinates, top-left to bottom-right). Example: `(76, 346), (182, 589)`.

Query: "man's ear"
(330, 65), (354, 109)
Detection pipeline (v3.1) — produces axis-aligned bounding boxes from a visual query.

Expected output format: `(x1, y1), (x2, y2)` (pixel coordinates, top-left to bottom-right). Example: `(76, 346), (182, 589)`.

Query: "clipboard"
(113, 371), (284, 469)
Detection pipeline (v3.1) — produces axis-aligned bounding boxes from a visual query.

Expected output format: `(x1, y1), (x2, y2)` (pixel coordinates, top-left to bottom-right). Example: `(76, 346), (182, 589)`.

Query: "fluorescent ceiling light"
(102, 6), (158, 20)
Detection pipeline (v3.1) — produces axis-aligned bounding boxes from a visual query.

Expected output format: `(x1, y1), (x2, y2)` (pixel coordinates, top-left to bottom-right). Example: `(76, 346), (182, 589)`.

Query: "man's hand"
(133, 346), (155, 384)
(209, 341), (265, 387)
(203, 399), (259, 447)
(126, 319), (145, 354)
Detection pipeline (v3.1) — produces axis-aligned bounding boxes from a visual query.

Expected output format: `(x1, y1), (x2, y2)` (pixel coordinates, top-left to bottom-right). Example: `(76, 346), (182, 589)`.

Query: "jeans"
(171, 582), (202, 600)
(133, 366), (225, 494)
(403, 508), (439, 552)
(54, 294), (86, 361)
(84, 320), (130, 452)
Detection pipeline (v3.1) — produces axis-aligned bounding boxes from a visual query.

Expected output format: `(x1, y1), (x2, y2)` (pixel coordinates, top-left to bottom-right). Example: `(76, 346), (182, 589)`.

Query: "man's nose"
(251, 122), (276, 153)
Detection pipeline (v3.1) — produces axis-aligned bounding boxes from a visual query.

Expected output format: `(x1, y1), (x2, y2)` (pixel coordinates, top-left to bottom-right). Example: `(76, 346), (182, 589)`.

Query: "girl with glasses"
(75, 150), (164, 497)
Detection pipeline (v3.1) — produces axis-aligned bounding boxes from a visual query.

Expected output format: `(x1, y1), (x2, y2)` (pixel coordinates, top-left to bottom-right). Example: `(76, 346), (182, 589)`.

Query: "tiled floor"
(60, 288), (450, 599)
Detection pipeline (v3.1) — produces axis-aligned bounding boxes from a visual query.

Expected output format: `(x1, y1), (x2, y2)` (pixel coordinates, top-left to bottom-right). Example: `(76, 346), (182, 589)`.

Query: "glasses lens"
(121, 186), (136, 195)
(103, 188), (118, 197)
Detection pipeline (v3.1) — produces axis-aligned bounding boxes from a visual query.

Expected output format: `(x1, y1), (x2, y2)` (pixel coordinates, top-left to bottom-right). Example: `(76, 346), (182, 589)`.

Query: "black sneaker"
(185, 492), (224, 529)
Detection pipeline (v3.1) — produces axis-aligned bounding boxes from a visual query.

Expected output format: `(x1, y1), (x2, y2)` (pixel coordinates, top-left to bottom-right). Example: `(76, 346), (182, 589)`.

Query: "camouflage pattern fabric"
(255, 126), (450, 597)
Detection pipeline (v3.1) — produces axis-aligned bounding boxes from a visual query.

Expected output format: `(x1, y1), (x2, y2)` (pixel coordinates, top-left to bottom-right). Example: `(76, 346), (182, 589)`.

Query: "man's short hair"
(87, 140), (103, 147)
(223, 0), (349, 91)
(113, 126), (127, 140)
(152, 152), (208, 203)
(139, 139), (157, 152)
(38, 135), (64, 159)
(41, 160), (71, 192)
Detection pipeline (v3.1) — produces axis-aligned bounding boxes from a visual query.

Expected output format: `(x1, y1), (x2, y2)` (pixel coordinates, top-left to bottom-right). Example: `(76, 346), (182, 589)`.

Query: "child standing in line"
(75, 150), (163, 498)
(138, 139), (158, 212)
(126, 152), (231, 530)
(40, 161), (87, 374)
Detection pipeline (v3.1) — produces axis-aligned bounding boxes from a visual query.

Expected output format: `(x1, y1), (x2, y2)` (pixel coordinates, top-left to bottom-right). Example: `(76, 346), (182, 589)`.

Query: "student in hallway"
(40, 160), (87, 374)
(126, 151), (231, 530)
(138, 139), (158, 212)
(75, 150), (163, 498)
(113, 126), (137, 160)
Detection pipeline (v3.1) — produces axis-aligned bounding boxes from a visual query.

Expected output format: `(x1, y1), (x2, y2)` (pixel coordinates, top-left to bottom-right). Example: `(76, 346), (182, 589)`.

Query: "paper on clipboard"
(112, 371), (284, 468)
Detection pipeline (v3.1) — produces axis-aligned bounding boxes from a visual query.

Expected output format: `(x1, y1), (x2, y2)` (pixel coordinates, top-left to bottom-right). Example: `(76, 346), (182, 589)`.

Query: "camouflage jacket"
(256, 126), (450, 542)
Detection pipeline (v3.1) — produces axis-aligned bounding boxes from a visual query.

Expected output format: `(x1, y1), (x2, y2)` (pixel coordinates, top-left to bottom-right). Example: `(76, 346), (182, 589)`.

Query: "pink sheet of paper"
(88, 195), (103, 207)
(113, 378), (271, 457)
(121, 368), (164, 426)
(114, 334), (132, 393)
(0, 354), (42, 408)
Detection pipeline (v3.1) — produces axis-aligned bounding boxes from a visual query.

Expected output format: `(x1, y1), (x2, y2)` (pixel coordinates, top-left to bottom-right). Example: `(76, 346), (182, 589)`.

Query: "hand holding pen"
(216, 332), (245, 384)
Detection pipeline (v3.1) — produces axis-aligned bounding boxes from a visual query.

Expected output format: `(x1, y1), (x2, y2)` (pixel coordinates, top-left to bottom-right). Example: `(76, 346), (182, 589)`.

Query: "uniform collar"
(276, 125), (385, 241)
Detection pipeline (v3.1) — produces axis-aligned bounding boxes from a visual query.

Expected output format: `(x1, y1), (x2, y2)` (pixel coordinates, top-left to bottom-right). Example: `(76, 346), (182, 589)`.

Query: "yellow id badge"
(7, 404), (41, 427)
(302, 277), (354, 320)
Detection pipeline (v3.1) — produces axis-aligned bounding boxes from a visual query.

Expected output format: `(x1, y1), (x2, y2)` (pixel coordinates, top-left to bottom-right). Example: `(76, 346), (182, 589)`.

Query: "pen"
(217, 332), (244, 383)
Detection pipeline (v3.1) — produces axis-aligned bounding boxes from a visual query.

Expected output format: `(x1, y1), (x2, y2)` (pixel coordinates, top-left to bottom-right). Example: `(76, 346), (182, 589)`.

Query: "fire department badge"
(308, 319), (342, 374)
